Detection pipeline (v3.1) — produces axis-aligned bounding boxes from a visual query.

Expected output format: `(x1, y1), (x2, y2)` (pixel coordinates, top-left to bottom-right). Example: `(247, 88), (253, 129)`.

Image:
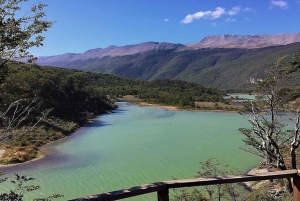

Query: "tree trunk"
(278, 160), (293, 193)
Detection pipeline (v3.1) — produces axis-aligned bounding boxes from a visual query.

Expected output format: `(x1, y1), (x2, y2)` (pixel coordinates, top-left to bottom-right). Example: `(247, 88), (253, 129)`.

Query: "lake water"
(0, 102), (260, 200)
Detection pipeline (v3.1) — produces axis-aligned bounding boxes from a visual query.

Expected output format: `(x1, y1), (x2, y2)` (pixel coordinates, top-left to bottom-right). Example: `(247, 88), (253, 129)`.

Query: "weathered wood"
(68, 169), (298, 201)
(68, 182), (166, 201)
(293, 173), (300, 201)
(157, 188), (169, 201)
(164, 169), (298, 189)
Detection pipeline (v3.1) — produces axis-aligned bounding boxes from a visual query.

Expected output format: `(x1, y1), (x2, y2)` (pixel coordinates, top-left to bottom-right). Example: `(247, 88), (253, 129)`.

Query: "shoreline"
(136, 102), (181, 111)
(0, 118), (98, 168)
(118, 95), (242, 113)
(0, 138), (61, 168)
(0, 101), (239, 168)
(136, 102), (239, 113)
(0, 151), (45, 168)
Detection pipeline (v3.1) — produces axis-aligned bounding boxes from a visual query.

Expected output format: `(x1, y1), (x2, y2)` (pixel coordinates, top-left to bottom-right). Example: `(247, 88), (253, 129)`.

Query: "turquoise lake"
(0, 102), (261, 200)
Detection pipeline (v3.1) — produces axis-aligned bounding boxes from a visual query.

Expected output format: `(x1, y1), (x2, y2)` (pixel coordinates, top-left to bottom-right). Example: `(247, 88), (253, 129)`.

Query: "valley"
(1, 0), (300, 200)
(37, 33), (300, 92)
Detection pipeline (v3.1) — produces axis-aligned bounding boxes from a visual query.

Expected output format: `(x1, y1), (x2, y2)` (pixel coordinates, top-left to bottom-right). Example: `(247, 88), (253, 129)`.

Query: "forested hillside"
(0, 63), (115, 124)
(1, 63), (223, 120)
(41, 66), (224, 107)
(38, 42), (300, 92)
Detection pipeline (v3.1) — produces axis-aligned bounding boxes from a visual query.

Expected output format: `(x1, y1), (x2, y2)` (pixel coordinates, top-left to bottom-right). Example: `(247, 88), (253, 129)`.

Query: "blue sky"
(22, 0), (300, 56)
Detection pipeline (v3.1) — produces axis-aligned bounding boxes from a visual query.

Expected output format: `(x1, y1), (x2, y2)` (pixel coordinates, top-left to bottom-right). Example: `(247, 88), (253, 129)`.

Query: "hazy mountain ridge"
(38, 42), (184, 63)
(38, 32), (300, 64)
(37, 33), (300, 92)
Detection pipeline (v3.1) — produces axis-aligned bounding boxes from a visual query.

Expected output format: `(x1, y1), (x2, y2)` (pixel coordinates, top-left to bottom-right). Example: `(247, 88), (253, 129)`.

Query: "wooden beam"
(68, 182), (166, 201)
(164, 169), (298, 189)
(157, 188), (169, 201)
(68, 169), (298, 201)
(293, 173), (300, 201)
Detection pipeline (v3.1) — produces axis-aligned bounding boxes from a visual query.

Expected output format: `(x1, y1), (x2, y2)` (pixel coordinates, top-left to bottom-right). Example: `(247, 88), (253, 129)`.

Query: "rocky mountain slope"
(186, 33), (300, 49)
(38, 32), (300, 64)
(38, 42), (183, 63)
(37, 33), (300, 92)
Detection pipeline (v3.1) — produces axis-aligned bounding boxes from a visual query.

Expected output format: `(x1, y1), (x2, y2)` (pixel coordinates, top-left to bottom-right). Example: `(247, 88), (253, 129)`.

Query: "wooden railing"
(68, 169), (300, 201)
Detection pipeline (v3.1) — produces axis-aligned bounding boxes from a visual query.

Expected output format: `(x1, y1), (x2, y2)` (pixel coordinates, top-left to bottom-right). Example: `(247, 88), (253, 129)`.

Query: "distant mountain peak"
(37, 41), (184, 64)
(37, 32), (300, 65)
(186, 32), (300, 49)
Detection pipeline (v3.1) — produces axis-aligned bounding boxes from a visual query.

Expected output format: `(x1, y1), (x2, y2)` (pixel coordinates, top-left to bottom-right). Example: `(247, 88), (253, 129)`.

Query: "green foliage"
(0, 0), (53, 68)
(66, 68), (223, 108)
(136, 79), (223, 108)
(172, 158), (241, 201)
(0, 1), (63, 200)
(195, 158), (241, 200)
(0, 64), (115, 124)
(0, 172), (63, 201)
(172, 188), (207, 201)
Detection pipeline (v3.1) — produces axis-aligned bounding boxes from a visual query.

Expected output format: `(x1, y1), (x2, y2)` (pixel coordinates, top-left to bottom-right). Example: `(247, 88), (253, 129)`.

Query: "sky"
(20, 0), (300, 56)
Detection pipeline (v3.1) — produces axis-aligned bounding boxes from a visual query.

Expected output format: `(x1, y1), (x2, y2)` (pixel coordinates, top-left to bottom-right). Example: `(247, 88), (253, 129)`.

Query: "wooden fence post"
(157, 188), (169, 201)
(293, 172), (300, 201)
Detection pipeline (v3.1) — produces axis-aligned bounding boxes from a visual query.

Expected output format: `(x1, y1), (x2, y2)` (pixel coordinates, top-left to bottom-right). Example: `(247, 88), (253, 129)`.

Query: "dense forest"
(88, 73), (224, 107)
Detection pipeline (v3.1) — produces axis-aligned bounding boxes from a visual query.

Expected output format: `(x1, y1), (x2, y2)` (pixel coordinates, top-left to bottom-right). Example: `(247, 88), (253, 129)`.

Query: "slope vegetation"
(39, 43), (300, 92)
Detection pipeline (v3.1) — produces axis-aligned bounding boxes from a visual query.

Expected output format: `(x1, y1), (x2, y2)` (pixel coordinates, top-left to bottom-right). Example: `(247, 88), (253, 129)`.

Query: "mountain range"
(37, 32), (300, 92)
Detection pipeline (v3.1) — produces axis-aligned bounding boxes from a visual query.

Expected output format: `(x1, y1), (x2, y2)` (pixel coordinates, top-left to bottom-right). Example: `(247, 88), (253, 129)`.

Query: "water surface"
(0, 102), (260, 200)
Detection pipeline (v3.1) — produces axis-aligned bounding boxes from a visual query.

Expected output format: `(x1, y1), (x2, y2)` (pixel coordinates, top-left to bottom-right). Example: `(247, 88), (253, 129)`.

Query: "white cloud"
(211, 7), (226, 19)
(181, 6), (248, 24)
(228, 6), (241, 15)
(270, 0), (288, 9)
(164, 19), (169, 22)
(181, 7), (225, 24)
(226, 18), (237, 22)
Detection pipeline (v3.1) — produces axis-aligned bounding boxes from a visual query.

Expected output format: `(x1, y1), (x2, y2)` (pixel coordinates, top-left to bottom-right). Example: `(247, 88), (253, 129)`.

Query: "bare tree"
(239, 53), (300, 192)
(0, 97), (52, 146)
(0, 0), (53, 145)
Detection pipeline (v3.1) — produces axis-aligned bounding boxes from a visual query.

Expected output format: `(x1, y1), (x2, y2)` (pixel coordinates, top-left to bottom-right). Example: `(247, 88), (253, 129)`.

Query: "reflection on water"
(0, 102), (260, 201)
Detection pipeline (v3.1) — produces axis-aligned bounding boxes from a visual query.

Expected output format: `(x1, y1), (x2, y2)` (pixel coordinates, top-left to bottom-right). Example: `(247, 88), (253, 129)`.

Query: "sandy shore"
(137, 102), (180, 111)
(0, 149), (46, 168)
(137, 102), (239, 113)
(0, 150), (4, 159)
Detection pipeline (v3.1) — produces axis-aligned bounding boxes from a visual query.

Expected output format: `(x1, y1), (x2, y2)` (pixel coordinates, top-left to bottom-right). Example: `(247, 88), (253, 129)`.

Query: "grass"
(195, 101), (243, 112)
(0, 118), (79, 164)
